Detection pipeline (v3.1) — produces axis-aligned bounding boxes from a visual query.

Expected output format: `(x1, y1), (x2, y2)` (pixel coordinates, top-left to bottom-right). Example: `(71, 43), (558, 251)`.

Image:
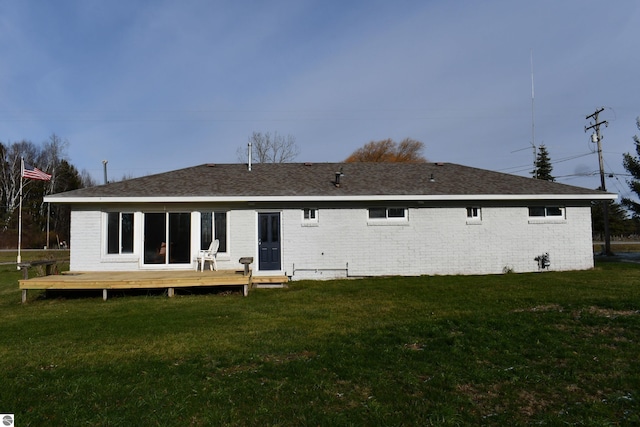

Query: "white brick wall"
(224, 210), (256, 270)
(69, 209), (100, 271)
(69, 204), (594, 277)
(70, 209), (141, 271)
(282, 205), (594, 279)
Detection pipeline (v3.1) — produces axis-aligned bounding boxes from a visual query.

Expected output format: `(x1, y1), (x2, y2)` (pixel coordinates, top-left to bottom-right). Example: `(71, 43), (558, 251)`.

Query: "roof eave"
(44, 193), (617, 204)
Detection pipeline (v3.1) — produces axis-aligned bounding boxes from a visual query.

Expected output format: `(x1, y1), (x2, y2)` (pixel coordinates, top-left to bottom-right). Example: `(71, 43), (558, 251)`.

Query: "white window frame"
(528, 206), (566, 224)
(367, 207), (408, 225)
(466, 207), (482, 224)
(105, 211), (135, 255)
(200, 211), (230, 256)
(302, 208), (319, 226)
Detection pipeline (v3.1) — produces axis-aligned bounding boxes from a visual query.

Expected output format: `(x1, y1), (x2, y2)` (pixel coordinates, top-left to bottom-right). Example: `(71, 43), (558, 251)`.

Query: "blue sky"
(1, 0), (639, 197)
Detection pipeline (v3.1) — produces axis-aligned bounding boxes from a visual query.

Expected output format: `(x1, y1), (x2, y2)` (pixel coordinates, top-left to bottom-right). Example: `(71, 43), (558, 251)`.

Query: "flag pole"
(46, 202), (50, 250)
(17, 157), (24, 268)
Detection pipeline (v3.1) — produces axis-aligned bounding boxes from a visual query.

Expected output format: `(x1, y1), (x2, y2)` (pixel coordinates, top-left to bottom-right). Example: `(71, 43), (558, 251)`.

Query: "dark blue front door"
(258, 212), (281, 271)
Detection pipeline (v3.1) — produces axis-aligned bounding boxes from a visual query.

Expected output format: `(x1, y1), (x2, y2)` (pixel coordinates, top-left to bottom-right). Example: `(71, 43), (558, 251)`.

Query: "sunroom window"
(106, 212), (134, 254)
(200, 211), (228, 253)
(143, 212), (191, 264)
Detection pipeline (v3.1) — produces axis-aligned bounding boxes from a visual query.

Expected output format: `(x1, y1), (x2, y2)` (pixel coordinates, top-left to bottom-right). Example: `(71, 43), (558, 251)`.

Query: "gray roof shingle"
(45, 162), (614, 201)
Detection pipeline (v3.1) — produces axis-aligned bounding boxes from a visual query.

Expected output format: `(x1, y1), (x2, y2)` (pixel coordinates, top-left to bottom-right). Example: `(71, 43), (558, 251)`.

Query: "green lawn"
(0, 257), (639, 426)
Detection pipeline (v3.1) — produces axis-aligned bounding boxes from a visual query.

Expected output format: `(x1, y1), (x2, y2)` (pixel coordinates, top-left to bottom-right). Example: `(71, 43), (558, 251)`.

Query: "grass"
(0, 249), (70, 264)
(594, 243), (640, 253)
(0, 255), (639, 426)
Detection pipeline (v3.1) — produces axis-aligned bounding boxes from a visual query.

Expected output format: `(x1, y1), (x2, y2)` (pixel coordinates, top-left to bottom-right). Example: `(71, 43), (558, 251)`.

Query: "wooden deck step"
(251, 275), (289, 288)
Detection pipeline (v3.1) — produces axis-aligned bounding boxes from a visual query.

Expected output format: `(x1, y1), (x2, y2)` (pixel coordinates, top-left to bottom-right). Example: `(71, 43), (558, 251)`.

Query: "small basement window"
(466, 207), (481, 219)
(302, 208), (318, 225)
(466, 207), (482, 224)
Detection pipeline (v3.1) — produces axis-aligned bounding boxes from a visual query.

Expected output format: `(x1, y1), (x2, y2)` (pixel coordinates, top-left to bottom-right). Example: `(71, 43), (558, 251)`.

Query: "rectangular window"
(528, 206), (565, 218)
(143, 212), (191, 264)
(200, 211), (228, 252)
(368, 208), (407, 220)
(368, 208), (387, 219)
(388, 208), (405, 218)
(303, 208), (316, 220)
(528, 207), (546, 217)
(106, 212), (134, 254)
(214, 212), (227, 252)
(169, 212), (191, 264)
(466, 207), (481, 219)
(144, 213), (166, 264)
(302, 208), (318, 225)
(546, 207), (563, 216)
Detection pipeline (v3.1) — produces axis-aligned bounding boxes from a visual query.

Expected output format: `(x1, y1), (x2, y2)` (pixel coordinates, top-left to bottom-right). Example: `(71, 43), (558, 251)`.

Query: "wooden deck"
(19, 270), (288, 302)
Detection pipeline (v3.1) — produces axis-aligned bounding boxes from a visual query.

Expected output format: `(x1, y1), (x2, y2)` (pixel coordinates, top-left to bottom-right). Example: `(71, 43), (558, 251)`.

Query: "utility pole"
(585, 107), (611, 255)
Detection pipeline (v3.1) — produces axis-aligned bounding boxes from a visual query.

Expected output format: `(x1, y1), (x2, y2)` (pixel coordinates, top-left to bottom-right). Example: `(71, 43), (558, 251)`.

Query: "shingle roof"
(45, 162), (615, 202)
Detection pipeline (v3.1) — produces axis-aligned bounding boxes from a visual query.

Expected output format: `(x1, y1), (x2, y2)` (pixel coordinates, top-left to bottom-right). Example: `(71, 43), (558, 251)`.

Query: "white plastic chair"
(197, 239), (219, 271)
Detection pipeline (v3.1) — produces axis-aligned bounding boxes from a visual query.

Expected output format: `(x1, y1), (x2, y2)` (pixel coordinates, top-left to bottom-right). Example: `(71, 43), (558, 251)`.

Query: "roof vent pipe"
(102, 160), (108, 185)
(334, 167), (344, 187)
(247, 142), (252, 171)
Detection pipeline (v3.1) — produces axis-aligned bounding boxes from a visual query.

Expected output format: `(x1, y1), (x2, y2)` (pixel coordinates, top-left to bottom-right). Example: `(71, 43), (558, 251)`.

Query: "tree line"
(531, 128), (640, 241)
(0, 134), (94, 249)
(8, 121), (640, 249)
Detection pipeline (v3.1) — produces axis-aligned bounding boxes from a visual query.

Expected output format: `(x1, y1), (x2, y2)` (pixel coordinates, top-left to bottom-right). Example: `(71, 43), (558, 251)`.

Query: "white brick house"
(45, 162), (616, 279)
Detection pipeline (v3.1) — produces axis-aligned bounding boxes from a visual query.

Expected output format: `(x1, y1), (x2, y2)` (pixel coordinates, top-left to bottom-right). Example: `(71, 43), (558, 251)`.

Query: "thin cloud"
(0, 0), (638, 193)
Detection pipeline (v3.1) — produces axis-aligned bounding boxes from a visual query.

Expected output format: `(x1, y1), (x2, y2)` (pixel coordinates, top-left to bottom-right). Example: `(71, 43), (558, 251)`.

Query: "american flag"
(22, 161), (52, 181)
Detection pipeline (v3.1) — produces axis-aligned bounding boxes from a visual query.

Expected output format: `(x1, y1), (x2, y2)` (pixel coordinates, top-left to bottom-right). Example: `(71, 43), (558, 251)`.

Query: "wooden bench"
(239, 257), (253, 276)
(18, 260), (59, 303)
(17, 260), (58, 280)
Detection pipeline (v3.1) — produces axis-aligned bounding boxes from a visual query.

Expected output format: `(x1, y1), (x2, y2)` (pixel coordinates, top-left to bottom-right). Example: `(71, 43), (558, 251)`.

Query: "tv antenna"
(530, 49), (537, 177)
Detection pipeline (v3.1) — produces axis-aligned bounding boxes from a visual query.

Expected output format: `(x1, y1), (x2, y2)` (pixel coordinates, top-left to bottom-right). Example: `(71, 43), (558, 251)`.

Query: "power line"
(500, 151), (595, 174)
(585, 107), (611, 255)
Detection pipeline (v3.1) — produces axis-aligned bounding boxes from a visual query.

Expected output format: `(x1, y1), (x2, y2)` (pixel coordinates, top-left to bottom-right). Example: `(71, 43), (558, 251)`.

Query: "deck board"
(19, 270), (289, 302)
(19, 270), (252, 290)
(18, 270), (274, 301)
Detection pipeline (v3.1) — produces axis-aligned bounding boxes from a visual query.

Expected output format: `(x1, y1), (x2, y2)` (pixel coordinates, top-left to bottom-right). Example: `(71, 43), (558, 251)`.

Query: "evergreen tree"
(533, 144), (555, 181)
(622, 117), (640, 216)
(591, 200), (631, 240)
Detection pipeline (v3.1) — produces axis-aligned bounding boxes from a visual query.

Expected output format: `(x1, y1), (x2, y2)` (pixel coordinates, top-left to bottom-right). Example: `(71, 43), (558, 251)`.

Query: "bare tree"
(79, 169), (98, 188)
(345, 138), (427, 163)
(37, 133), (69, 219)
(0, 140), (39, 229)
(237, 132), (300, 163)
